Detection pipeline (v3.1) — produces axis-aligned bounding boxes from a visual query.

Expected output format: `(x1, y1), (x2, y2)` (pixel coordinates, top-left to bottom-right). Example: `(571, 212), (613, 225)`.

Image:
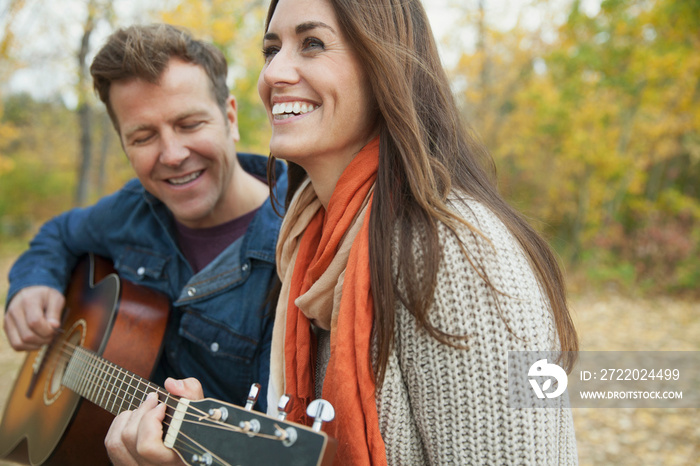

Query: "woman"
(259, 0), (578, 465)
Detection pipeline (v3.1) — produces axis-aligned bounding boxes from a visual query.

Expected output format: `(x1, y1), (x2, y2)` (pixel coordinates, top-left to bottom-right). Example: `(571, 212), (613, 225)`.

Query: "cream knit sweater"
(315, 198), (578, 464)
(375, 199), (578, 464)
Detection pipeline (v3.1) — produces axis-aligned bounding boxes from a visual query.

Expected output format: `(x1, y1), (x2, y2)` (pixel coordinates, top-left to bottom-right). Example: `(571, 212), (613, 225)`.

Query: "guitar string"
(169, 414), (301, 465)
(57, 343), (294, 463)
(172, 430), (233, 466)
(54, 343), (165, 413)
(51, 340), (290, 442)
(49, 339), (235, 466)
(45, 340), (319, 463)
(56, 341), (204, 420)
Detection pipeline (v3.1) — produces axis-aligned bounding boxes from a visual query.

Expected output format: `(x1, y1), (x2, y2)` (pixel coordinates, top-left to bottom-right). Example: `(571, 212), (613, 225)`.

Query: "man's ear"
(226, 95), (240, 142)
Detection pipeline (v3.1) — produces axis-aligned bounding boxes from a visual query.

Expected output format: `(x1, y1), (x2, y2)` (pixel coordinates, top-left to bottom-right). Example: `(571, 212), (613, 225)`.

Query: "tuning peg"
(277, 394), (292, 420)
(191, 452), (213, 465)
(306, 399), (335, 432)
(244, 383), (261, 411)
(207, 406), (229, 422)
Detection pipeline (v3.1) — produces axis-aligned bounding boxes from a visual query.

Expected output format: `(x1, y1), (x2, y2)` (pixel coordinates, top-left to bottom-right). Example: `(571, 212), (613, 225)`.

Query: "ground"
(0, 251), (697, 465)
(568, 293), (699, 465)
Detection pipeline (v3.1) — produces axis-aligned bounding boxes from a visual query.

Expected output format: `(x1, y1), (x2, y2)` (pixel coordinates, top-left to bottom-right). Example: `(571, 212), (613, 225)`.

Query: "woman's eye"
(262, 45), (279, 61)
(302, 37), (325, 51)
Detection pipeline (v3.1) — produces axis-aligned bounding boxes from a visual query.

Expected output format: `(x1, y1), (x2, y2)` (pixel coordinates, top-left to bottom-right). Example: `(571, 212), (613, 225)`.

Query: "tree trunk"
(74, 2), (96, 207)
(75, 103), (93, 206)
(97, 112), (112, 197)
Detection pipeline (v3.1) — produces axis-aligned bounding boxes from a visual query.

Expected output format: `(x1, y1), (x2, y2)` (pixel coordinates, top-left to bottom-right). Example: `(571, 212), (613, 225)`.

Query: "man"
(4, 24), (285, 419)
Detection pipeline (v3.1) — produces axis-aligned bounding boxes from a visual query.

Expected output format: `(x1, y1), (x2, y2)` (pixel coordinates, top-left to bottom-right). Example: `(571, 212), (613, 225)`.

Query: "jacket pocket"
(177, 310), (260, 406)
(179, 310), (258, 363)
(116, 247), (169, 282)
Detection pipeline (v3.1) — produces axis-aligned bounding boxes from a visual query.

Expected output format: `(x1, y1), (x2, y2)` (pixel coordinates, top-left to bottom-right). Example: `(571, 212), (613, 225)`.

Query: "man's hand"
(105, 378), (204, 466)
(4, 286), (64, 351)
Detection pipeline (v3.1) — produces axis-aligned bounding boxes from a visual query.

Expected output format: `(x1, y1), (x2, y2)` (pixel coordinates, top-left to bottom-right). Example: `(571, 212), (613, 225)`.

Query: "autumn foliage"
(0, 0), (698, 294)
(452, 0), (699, 294)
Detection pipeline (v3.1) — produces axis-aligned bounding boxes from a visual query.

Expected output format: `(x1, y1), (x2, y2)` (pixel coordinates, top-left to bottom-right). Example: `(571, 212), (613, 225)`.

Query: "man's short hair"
(90, 23), (229, 131)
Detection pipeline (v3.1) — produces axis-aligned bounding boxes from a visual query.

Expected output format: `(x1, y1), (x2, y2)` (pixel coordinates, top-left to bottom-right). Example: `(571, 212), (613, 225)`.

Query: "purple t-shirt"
(175, 208), (259, 273)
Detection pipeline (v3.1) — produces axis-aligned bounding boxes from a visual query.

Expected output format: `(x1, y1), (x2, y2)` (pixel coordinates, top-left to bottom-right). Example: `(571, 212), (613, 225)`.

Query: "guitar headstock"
(164, 393), (336, 466)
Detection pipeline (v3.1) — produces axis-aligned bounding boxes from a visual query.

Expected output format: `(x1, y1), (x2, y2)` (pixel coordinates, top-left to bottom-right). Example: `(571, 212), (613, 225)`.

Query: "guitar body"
(0, 254), (170, 465)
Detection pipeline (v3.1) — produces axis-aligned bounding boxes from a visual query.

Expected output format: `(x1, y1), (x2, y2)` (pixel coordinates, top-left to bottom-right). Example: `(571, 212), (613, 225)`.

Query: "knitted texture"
(375, 198), (578, 465)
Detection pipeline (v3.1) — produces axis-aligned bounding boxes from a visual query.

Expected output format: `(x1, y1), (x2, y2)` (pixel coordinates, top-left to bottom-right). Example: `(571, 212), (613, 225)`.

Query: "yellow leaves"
(161, 2), (210, 37)
(0, 118), (19, 143)
(160, 0), (265, 48)
(450, 0), (700, 272)
(0, 156), (15, 176)
(658, 190), (700, 218)
(210, 19), (238, 46)
(0, 102), (19, 176)
(684, 133), (700, 165)
(0, 0), (27, 58)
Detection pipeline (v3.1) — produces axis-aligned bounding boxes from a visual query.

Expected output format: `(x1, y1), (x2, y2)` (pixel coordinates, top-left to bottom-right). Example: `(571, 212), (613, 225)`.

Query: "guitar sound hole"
(44, 320), (86, 405)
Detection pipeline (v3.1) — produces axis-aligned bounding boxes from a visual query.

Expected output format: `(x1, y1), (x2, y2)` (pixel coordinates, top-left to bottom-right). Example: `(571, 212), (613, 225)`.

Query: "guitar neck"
(61, 346), (336, 466)
(62, 346), (172, 416)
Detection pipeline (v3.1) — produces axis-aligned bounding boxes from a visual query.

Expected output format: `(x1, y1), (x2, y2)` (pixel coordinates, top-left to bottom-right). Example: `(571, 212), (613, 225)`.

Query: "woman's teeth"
(271, 102), (318, 118)
(168, 171), (202, 185)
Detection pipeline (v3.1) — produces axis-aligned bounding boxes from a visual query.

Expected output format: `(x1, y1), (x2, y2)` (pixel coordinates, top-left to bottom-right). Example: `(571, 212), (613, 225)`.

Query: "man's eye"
(132, 134), (153, 145)
(181, 122), (203, 130)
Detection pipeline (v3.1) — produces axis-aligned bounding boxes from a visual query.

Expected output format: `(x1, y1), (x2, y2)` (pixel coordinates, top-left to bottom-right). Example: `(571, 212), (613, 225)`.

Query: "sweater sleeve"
(377, 200), (578, 465)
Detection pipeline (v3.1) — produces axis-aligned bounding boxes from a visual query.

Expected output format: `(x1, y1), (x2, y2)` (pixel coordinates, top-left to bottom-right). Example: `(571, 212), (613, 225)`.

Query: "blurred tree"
(161, 0), (271, 154)
(0, 94), (76, 236)
(1, 0), (271, 240)
(0, 0), (25, 179)
(452, 0), (700, 292)
(0, 0), (152, 237)
(75, 0), (110, 206)
(449, 0), (566, 252)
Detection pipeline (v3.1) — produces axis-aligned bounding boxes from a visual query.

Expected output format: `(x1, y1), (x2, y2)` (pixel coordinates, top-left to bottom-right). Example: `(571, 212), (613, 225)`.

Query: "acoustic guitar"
(0, 254), (336, 465)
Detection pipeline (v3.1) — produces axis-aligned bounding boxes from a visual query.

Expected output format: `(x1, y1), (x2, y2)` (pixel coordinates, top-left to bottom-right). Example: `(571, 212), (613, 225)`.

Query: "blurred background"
(0, 0), (698, 464)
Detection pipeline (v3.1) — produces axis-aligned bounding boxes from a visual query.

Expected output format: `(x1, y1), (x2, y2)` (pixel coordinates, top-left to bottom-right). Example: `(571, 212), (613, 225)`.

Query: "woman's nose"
(262, 49), (300, 87)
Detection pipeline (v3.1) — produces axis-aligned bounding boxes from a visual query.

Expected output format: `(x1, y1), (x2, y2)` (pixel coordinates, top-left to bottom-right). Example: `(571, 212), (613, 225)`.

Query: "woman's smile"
(271, 101), (320, 120)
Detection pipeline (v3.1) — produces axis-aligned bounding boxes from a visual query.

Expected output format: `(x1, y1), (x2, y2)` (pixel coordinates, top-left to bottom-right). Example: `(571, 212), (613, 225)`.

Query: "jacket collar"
(141, 152), (288, 266)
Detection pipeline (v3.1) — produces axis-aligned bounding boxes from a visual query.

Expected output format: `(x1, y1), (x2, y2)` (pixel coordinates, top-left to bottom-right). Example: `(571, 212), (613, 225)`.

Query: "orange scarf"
(271, 136), (387, 465)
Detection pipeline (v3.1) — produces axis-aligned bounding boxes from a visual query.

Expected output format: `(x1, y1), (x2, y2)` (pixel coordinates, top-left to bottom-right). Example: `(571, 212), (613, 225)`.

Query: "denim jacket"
(7, 153), (287, 412)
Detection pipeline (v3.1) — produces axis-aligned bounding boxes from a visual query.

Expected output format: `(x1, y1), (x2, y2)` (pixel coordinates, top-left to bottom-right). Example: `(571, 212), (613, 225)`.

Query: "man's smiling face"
(110, 58), (242, 228)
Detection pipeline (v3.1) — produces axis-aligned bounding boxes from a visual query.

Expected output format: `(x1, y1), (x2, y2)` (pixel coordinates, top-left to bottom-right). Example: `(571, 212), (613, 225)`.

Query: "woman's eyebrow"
(296, 21), (335, 35)
(264, 21), (336, 42)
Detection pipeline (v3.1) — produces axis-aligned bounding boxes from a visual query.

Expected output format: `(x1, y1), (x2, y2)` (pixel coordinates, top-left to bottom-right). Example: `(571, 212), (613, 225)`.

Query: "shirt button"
(210, 342), (220, 353)
(187, 287), (197, 297)
(242, 263), (249, 272)
(136, 266), (146, 277)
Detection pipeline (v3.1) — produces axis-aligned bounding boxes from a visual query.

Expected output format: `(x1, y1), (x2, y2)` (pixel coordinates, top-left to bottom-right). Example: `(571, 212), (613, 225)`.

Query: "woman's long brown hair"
(264, 0), (578, 386)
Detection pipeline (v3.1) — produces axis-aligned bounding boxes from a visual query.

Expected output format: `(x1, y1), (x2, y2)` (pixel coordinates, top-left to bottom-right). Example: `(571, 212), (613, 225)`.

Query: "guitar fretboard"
(62, 346), (174, 416)
(58, 345), (333, 466)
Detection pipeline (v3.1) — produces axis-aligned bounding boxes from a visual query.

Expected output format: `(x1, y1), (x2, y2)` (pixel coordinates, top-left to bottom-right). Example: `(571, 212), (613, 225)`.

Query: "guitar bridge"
(32, 345), (48, 374)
